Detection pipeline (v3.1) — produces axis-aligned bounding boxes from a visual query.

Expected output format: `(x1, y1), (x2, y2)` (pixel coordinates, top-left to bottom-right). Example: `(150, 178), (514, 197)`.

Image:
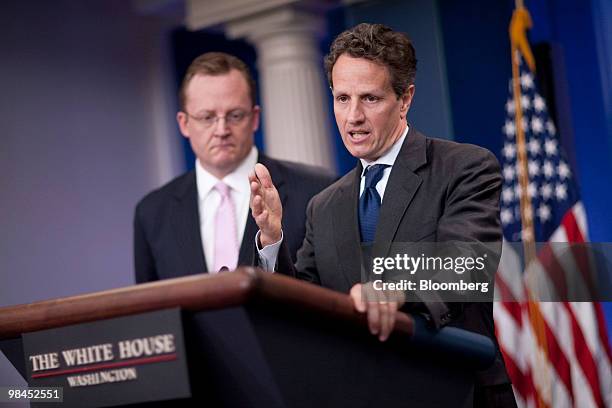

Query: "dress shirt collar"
(195, 146), (258, 200)
(359, 125), (409, 177)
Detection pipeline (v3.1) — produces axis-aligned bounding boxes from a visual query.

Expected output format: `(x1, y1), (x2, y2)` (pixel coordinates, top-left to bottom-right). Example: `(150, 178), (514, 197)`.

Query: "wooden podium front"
(0, 268), (494, 407)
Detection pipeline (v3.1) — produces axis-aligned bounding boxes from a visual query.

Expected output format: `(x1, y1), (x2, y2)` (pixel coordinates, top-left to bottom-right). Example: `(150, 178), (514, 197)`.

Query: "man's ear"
(176, 111), (190, 139)
(400, 84), (415, 119)
(251, 105), (261, 133)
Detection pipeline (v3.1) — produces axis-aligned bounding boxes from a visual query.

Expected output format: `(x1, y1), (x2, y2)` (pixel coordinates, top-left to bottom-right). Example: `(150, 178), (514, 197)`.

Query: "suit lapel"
(170, 171), (207, 274)
(373, 128), (428, 258)
(332, 165), (363, 288)
(238, 216), (259, 266)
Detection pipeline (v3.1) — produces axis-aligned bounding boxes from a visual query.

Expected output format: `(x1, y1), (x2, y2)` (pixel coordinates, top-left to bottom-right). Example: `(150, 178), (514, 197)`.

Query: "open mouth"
(348, 131), (371, 142)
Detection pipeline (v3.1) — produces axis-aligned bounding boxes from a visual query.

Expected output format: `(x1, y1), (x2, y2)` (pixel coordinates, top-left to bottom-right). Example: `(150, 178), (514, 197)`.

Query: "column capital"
(186, 0), (331, 34)
(225, 6), (325, 42)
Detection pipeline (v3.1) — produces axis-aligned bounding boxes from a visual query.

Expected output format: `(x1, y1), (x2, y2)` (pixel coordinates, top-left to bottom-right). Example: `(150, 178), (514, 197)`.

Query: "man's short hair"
(324, 23), (417, 99)
(179, 52), (257, 110)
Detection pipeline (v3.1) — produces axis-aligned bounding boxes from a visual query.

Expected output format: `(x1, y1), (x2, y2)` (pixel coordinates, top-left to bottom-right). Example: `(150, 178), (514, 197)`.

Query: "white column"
(228, 8), (335, 170)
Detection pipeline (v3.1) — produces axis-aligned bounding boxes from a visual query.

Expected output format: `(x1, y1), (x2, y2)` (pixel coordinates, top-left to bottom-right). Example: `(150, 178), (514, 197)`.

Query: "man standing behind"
(134, 52), (334, 282)
(250, 24), (515, 407)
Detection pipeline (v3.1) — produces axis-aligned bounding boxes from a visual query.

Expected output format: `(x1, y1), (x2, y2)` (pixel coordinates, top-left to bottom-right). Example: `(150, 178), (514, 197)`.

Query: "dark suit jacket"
(277, 127), (510, 387)
(134, 153), (335, 282)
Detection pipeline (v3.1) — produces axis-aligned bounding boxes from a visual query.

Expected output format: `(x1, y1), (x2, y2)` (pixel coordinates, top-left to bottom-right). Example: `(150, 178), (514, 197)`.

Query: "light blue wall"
(0, 0), (178, 393)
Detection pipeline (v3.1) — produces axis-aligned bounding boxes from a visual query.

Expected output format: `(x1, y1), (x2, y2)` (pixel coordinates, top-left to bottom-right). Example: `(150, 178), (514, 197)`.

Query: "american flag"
(492, 40), (612, 408)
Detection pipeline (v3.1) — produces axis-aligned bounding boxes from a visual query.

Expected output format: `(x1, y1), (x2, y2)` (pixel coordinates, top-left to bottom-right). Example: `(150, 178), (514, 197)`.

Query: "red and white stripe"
(494, 202), (612, 408)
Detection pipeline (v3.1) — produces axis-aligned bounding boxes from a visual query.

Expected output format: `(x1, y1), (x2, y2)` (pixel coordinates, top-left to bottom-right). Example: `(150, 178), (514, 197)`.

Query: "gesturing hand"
(249, 163), (283, 247)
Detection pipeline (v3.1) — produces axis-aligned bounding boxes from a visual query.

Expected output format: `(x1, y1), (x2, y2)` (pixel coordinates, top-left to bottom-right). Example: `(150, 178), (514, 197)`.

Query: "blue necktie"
(358, 164), (389, 243)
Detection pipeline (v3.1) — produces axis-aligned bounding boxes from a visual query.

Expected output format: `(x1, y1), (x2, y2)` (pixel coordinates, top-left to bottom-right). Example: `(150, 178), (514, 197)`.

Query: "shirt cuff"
(255, 230), (283, 272)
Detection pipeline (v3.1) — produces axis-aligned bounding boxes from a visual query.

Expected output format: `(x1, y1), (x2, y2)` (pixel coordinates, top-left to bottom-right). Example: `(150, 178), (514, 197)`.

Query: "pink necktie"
(213, 182), (239, 273)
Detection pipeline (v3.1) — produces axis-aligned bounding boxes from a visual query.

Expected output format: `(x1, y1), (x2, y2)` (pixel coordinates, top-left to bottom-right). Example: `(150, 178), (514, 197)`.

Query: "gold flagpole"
(511, 2), (535, 257)
(509, 2), (550, 407)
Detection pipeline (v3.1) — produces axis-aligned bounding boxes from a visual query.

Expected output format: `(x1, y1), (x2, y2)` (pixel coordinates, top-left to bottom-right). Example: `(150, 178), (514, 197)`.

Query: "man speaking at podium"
(250, 24), (515, 407)
(134, 52), (334, 282)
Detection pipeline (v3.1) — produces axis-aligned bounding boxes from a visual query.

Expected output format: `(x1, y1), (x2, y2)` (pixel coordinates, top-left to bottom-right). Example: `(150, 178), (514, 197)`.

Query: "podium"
(0, 268), (495, 407)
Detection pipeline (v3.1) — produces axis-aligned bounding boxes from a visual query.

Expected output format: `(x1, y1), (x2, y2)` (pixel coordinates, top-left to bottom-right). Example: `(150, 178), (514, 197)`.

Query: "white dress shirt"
(196, 147), (258, 272)
(358, 125), (408, 200)
(257, 125), (409, 271)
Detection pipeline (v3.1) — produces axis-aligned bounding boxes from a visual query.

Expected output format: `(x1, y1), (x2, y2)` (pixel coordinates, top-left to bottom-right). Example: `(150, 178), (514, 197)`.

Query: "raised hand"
(249, 163), (283, 247)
